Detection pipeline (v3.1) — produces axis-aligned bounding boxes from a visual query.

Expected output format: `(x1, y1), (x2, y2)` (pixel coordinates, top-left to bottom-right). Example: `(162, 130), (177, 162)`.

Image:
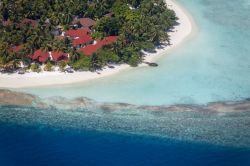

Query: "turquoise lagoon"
(21, 0), (250, 106)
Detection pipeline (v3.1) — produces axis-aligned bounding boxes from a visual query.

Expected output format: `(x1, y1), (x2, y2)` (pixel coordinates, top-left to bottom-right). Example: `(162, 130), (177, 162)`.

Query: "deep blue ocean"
(1, 123), (250, 166)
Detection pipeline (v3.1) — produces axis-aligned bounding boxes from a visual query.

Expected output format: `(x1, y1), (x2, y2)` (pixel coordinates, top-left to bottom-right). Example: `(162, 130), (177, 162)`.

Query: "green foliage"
(0, 57), (4, 68)
(140, 41), (155, 51)
(128, 53), (141, 67)
(90, 53), (105, 70)
(119, 46), (142, 66)
(93, 17), (120, 37)
(69, 49), (81, 63)
(58, 60), (67, 71)
(30, 63), (41, 72)
(70, 54), (91, 71)
(44, 62), (53, 71)
(112, 1), (131, 19)
(0, 0), (177, 71)
(97, 48), (120, 64)
(91, 31), (105, 39)
(126, 0), (141, 8)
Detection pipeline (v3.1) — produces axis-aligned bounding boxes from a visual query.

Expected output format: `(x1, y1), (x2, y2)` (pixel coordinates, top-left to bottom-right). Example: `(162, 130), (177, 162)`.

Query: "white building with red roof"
(50, 51), (68, 61)
(65, 28), (93, 48)
(79, 36), (118, 56)
(31, 49), (49, 63)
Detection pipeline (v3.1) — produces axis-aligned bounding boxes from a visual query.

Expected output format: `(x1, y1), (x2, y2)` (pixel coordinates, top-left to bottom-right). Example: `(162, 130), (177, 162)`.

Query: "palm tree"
(52, 40), (66, 51)
(69, 48), (80, 62)
(41, 41), (51, 52)
(90, 53), (102, 70)
(27, 30), (44, 49)
(0, 42), (10, 63)
(62, 12), (72, 25)
(50, 12), (61, 26)
(19, 46), (32, 66)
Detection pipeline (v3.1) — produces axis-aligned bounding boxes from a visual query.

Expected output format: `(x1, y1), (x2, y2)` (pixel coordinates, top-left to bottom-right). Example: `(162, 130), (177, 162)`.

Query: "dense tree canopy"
(0, 0), (177, 71)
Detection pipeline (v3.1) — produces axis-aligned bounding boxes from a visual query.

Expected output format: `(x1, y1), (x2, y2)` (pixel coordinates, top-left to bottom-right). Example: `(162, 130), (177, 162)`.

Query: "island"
(0, 0), (177, 72)
(0, 0), (194, 88)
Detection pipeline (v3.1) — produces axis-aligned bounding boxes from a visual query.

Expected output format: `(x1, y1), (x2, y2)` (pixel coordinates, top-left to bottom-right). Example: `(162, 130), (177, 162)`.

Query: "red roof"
(72, 35), (93, 46)
(31, 49), (49, 63)
(79, 18), (96, 27)
(51, 51), (68, 61)
(9, 45), (23, 53)
(101, 36), (118, 45)
(78, 44), (100, 56)
(78, 36), (118, 56)
(65, 28), (91, 38)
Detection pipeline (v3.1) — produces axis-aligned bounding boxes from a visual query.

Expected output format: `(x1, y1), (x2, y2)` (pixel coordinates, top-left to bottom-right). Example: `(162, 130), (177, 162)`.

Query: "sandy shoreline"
(0, 0), (196, 88)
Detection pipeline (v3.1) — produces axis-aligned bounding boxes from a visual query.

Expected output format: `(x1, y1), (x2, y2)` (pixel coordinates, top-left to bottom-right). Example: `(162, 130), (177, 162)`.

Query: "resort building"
(31, 50), (69, 63)
(70, 17), (96, 28)
(64, 28), (91, 38)
(7, 17), (117, 63)
(65, 28), (93, 48)
(79, 36), (118, 56)
(78, 18), (96, 28)
(72, 35), (93, 48)
(51, 51), (68, 62)
(31, 49), (49, 63)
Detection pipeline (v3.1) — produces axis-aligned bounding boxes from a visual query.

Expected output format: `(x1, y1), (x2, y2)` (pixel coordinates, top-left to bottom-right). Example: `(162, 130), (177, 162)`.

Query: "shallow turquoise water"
(21, 0), (250, 106)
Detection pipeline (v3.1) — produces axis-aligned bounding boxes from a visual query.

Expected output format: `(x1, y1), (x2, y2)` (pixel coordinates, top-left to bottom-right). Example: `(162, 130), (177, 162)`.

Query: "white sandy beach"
(0, 0), (196, 88)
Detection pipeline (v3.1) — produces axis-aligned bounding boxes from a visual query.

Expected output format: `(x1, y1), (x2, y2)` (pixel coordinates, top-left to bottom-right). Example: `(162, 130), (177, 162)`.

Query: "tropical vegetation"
(0, 0), (177, 72)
